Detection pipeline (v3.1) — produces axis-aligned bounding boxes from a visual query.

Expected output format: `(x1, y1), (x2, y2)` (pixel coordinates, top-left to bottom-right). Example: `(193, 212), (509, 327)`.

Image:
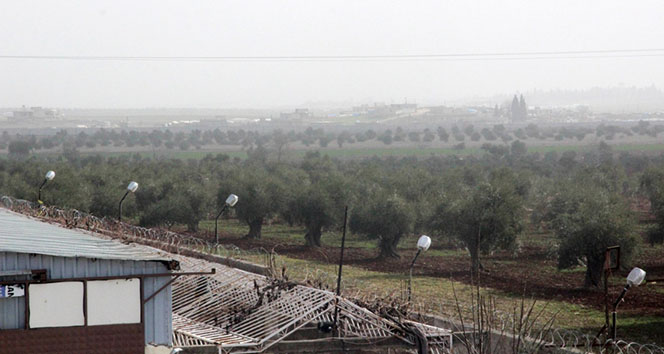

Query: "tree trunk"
(585, 255), (604, 288)
(467, 225), (482, 277)
(244, 218), (263, 239)
(305, 226), (322, 247)
(469, 244), (480, 276)
(378, 236), (401, 259)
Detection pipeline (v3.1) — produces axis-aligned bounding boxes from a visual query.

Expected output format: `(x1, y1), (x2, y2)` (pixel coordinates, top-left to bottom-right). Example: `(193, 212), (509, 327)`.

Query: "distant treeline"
(2, 141), (664, 287)
(2, 121), (664, 157)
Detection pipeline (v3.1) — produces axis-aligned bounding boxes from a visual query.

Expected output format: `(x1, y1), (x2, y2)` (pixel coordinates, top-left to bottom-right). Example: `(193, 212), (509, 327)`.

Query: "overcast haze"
(1, 0), (663, 108)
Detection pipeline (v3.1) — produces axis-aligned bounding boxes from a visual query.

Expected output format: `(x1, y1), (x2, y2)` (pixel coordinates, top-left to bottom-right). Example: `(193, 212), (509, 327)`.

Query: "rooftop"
(0, 208), (172, 263)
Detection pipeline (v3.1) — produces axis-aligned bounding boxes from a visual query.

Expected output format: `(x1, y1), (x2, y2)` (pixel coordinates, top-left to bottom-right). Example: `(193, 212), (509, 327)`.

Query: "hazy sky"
(1, 0), (663, 108)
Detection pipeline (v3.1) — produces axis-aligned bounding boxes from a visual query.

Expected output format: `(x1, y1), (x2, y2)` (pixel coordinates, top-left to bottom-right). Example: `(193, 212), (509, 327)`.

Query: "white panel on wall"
(87, 278), (141, 326)
(29, 282), (84, 328)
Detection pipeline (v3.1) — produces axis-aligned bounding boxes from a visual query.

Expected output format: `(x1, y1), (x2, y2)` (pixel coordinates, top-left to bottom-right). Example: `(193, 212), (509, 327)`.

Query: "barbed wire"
(2, 195), (663, 353)
(0, 195), (269, 261)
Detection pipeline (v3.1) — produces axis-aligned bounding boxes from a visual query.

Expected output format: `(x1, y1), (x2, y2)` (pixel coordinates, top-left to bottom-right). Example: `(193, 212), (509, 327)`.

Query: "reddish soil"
(214, 232), (664, 317)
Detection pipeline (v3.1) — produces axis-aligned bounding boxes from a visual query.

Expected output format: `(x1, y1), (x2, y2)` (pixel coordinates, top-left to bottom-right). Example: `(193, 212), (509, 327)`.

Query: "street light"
(215, 194), (238, 243)
(611, 267), (646, 340)
(37, 170), (55, 205)
(408, 235), (432, 302)
(118, 181), (139, 222)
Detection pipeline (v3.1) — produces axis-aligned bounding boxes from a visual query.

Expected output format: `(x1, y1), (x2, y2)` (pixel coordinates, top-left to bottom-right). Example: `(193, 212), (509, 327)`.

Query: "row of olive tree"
(1, 144), (661, 287)
(5, 121), (663, 157)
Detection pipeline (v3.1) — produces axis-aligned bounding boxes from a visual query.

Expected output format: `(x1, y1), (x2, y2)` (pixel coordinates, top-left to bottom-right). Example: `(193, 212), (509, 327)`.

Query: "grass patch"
(426, 249), (465, 258)
(559, 267), (586, 274)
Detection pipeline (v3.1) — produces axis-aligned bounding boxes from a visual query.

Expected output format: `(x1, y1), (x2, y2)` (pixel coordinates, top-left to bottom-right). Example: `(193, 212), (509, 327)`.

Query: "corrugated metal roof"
(0, 208), (171, 262)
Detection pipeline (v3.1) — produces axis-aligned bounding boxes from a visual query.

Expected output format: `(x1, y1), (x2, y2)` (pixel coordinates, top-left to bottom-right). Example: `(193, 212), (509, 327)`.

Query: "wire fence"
(2, 195), (663, 353)
(446, 305), (664, 353)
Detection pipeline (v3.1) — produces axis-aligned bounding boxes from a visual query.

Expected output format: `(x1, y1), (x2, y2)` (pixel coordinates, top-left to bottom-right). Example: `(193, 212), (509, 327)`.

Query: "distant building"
(279, 108), (312, 121)
(352, 104), (367, 112)
(198, 116), (229, 128)
(10, 106), (61, 122)
(389, 103), (418, 114)
(347, 102), (416, 118)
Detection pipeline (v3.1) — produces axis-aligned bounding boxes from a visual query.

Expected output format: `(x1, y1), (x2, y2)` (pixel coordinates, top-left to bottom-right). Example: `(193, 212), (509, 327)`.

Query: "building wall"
(0, 323), (145, 354)
(0, 252), (172, 346)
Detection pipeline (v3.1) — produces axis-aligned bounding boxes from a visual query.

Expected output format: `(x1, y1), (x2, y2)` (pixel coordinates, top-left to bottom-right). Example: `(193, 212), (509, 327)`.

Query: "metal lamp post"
(215, 194), (239, 243)
(408, 235), (432, 302)
(118, 181), (139, 222)
(611, 267), (646, 340)
(37, 170), (56, 205)
(332, 205), (349, 332)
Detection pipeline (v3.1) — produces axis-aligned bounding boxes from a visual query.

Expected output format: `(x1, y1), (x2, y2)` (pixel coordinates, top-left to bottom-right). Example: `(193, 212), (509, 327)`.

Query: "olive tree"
(641, 166), (664, 244)
(429, 169), (525, 274)
(350, 193), (414, 259)
(286, 180), (347, 247)
(218, 169), (284, 239)
(140, 193), (200, 230)
(548, 182), (637, 287)
(285, 155), (351, 247)
(8, 140), (33, 159)
(138, 180), (208, 232)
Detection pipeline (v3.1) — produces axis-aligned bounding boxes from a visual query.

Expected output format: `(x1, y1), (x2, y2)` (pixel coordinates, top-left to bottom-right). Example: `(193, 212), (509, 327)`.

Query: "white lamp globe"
(127, 181), (139, 193)
(417, 235), (432, 252)
(225, 194), (239, 207)
(45, 171), (56, 180)
(626, 267), (646, 287)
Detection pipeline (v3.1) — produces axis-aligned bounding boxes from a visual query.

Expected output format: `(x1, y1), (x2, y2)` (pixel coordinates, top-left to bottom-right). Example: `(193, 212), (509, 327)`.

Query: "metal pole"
(602, 245), (620, 342)
(118, 190), (130, 222)
(604, 268), (610, 341)
(37, 178), (47, 205)
(612, 311), (617, 341)
(611, 285), (630, 341)
(336, 206), (348, 297)
(214, 204), (228, 244)
(333, 205), (348, 330)
(408, 249), (422, 302)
